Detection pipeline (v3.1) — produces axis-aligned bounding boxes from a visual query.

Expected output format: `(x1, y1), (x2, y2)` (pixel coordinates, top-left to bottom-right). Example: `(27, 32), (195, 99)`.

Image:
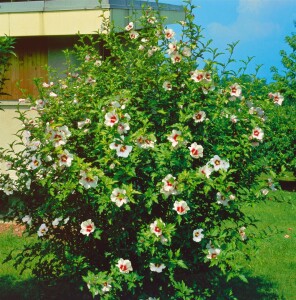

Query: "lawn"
(0, 190), (295, 299)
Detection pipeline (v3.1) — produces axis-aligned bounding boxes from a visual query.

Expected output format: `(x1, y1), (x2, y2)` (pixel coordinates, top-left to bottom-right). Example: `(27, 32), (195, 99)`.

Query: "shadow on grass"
(0, 275), (92, 300)
(0, 273), (284, 300)
(231, 275), (284, 300)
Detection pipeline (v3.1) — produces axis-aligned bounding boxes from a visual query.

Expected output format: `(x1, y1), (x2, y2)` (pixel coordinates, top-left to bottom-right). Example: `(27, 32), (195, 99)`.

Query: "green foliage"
(0, 2), (287, 299)
(0, 35), (15, 96)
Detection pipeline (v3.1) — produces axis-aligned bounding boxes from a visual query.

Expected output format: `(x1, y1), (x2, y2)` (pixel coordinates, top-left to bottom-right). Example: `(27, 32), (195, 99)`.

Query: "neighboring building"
(0, 0), (184, 149)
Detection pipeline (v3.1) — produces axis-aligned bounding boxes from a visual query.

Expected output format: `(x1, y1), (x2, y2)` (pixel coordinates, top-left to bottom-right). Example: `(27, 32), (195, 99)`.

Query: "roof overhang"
(0, 0), (184, 37)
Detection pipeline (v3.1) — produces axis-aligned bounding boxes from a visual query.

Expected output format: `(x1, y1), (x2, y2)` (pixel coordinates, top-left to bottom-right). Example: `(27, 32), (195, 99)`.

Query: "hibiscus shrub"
(0, 2), (279, 299)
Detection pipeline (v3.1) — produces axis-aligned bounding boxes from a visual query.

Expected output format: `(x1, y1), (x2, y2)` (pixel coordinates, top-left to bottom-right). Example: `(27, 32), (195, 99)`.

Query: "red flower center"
(191, 148), (198, 156)
(154, 226), (161, 232)
(110, 115), (117, 123)
(61, 154), (68, 162)
(120, 264), (127, 271)
(214, 160), (220, 166)
(177, 206), (185, 213)
(254, 130), (259, 136)
(86, 225), (93, 232)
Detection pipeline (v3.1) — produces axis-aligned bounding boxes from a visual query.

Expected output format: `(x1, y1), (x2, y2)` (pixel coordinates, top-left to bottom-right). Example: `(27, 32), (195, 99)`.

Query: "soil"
(0, 222), (26, 237)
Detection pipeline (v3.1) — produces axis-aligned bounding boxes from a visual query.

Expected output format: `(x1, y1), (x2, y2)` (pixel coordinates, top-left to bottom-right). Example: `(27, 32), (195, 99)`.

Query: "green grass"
(0, 191), (295, 299)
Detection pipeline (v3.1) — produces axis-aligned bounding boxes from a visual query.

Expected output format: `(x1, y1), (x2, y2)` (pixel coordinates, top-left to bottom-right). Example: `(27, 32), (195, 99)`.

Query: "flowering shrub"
(0, 2), (281, 299)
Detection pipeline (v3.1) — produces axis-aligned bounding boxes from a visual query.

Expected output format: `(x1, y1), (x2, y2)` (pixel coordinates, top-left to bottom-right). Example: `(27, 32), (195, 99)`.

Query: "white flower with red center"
(271, 92), (284, 105)
(129, 31), (139, 39)
(229, 83), (242, 97)
(239, 226), (247, 241)
(230, 115), (238, 123)
(37, 223), (48, 237)
(125, 21), (134, 31)
(58, 150), (73, 167)
(251, 127), (264, 140)
(163, 81), (172, 91)
(35, 99), (45, 109)
(104, 111), (119, 127)
(216, 192), (230, 206)
(150, 219), (165, 237)
(102, 282), (112, 292)
(80, 219), (95, 236)
(2, 183), (14, 195)
(117, 258), (133, 273)
(191, 70), (204, 82)
(136, 136), (155, 149)
(147, 16), (157, 24)
(117, 122), (130, 134)
(182, 46), (191, 57)
(22, 215), (32, 226)
(167, 42), (178, 55)
(200, 164), (213, 178)
(193, 111), (206, 123)
(207, 248), (221, 259)
(29, 156), (41, 170)
(116, 144), (133, 158)
(204, 72), (212, 82)
(173, 200), (190, 215)
(150, 263), (166, 273)
(164, 28), (175, 39)
(78, 118), (91, 129)
(160, 174), (178, 196)
(192, 229), (204, 242)
(171, 52), (182, 63)
(189, 143), (204, 159)
(167, 130), (182, 147)
(111, 188), (129, 207)
(79, 171), (98, 189)
(50, 125), (71, 148)
(209, 155), (230, 171)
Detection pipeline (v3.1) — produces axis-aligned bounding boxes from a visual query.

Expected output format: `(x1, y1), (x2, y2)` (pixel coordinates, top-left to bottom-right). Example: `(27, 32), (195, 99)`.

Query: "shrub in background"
(0, 2), (282, 299)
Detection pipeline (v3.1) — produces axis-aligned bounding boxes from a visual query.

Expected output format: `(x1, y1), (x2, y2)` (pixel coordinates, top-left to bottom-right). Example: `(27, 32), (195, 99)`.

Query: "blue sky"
(159, 0), (296, 82)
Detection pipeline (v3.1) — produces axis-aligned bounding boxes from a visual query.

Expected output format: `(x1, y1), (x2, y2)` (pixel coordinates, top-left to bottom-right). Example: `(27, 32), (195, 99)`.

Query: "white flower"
(189, 143), (203, 158)
(79, 171), (98, 189)
(200, 164), (213, 178)
(129, 31), (139, 39)
(80, 219), (95, 236)
(167, 130), (182, 147)
(49, 91), (57, 98)
(150, 263), (166, 273)
(117, 258), (133, 273)
(230, 115), (238, 123)
(102, 282), (112, 292)
(78, 118), (91, 129)
(191, 70), (204, 82)
(37, 223), (48, 237)
(136, 136), (155, 149)
(239, 226), (247, 241)
(125, 21), (134, 31)
(269, 92), (284, 105)
(29, 156), (41, 170)
(150, 219), (165, 237)
(204, 72), (212, 82)
(163, 81), (172, 91)
(2, 183), (14, 195)
(229, 83), (242, 98)
(52, 217), (63, 226)
(64, 217), (70, 224)
(251, 127), (264, 140)
(167, 42), (178, 55)
(117, 122), (130, 134)
(22, 215), (32, 226)
(104, 111), (119, 127)
(216, 192), (230, 206)
(58, 150), (73, 167)
(173, 200), (190, 215)
(171, 52), (182, 63)
(50, 125), (71, 148)
(111, 188), (129, 207)
(160, 174), (178, 196)
(182, 46), (191, 57)
(116, 145), (133, 158)
(209, 155), (229, 171)
(193, 111), (206, 123)
(164, 28), (175, 39)
(192, 228), (204, 242)
(207, 248), (221, 259)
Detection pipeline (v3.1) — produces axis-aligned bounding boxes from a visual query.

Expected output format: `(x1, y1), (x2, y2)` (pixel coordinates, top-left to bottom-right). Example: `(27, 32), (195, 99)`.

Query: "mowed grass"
(0, 190), (295, 299)
(233, 190), (296, 300)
